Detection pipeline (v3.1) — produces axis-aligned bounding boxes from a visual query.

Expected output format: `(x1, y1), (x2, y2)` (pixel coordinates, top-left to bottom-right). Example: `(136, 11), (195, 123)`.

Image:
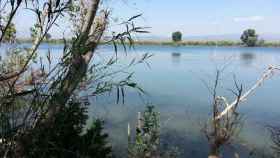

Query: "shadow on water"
(240, 52), (256, 66)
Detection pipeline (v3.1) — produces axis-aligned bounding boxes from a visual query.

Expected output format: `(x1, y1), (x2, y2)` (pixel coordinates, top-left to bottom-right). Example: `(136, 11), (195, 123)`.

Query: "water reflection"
(240, 52), (256, 66)
(171, 52), (181, 65)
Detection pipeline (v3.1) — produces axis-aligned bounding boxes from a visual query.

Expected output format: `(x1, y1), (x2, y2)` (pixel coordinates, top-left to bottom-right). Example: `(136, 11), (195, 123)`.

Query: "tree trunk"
(44, 0), (101, 121)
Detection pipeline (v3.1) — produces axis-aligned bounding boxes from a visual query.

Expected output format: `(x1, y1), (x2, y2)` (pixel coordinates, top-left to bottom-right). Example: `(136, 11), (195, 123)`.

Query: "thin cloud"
(233, 16), (264, 22)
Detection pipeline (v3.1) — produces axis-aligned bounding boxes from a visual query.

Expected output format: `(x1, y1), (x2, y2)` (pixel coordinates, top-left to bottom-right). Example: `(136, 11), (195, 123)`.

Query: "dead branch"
(215, 66), (280, 120)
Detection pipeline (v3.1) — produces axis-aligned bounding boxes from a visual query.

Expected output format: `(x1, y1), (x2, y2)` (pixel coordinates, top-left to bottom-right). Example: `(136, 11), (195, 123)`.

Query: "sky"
(14, 0), (280, 38)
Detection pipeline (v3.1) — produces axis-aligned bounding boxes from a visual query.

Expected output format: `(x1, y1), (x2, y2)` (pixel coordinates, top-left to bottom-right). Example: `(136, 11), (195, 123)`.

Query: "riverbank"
(108, 40), (280, 47)
(16, 38), (280, 47)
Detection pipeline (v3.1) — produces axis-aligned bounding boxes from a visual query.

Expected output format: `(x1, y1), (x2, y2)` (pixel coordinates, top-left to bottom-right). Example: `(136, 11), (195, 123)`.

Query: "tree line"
(171, 29), (263, 47)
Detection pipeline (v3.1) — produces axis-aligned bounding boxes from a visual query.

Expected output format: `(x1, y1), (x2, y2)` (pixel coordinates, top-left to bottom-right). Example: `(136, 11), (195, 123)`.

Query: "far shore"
(16, 38), (280, 47)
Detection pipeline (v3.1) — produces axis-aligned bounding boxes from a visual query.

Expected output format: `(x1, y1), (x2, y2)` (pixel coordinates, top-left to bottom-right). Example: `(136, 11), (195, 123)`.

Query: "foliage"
(128, 106), (181, 158)
(172, 31), (182, 42)
(241, 29), (258, 47)
(30, 24), (51, 42)
(0, 0), (149, 157)
(30, 23), (40, 41)
(128, 106), (160, 158)
(2, 23), (16, 43)
(17, 100), (112, 158)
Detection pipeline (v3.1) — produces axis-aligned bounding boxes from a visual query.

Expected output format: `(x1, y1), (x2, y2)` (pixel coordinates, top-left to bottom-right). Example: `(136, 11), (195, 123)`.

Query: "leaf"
(129, 58), (136, 66)
(113, 40), (118, 58)
(135, 30), (149, 33)
(107, 57), (116, 66)
(10, 0), (15, 7)
(121, 87), (125, 104)
(17, 0), (22, 6)
(116, 87), (120, 104)
(55, 0), (60, 8)
(127, 36), (134, 49)
(63, 37), (67, 53)
(120, 38), (127, 54)
(46, 49), (51, 66)
(128, 14), (142, 22)
(126, 73), (134, 80)
(47, 2), (52, 22)
(127, 82), (137, 88)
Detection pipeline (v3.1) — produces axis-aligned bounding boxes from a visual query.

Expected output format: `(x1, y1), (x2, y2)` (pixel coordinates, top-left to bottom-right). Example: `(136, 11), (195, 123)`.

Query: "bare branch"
(215, 66), (280, 120)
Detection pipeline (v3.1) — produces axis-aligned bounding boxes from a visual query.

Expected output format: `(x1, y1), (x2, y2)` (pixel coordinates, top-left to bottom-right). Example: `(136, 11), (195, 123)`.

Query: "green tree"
(172, 31), (182, 42)
(0, 0), (148, 157)
(30, 23), (40, 41)
(3, 23), (16, 43)
(241, 29), (258, 47)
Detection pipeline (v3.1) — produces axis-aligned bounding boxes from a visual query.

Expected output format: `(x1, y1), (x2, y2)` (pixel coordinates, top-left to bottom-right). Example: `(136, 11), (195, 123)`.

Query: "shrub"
(19, 100), (112, 158)
(128, 106), (160, 158)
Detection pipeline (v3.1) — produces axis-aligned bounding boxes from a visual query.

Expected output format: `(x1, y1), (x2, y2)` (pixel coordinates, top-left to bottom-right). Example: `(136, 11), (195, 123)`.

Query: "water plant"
(128, 106), (160, 158)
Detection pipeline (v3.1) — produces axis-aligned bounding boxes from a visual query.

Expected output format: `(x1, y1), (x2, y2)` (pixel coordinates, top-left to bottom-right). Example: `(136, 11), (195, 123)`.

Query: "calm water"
(3, 44), (280, 157)
(91, 45), (280, 157)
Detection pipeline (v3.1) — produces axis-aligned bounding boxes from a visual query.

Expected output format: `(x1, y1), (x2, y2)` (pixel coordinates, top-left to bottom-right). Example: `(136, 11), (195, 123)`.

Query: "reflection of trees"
(171, 52), (181, 65)
(240, 52), (256, 66)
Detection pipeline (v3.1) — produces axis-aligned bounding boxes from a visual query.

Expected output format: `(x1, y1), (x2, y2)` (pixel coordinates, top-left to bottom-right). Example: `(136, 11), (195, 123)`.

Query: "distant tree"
(45, 33), (51, 41)
(30, 23), (40, 41)
(241, 29), (258, 47)
(31, 25), (51, 42)
(172, 31), (182, 42)
(3, 22), (16, 43)
(257, 38), (265, 46)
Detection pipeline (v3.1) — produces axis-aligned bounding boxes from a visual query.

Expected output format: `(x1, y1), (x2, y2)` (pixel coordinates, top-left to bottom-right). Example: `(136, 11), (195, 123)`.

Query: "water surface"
(3, 44), (280, 157)
(88, 45), (280, 157)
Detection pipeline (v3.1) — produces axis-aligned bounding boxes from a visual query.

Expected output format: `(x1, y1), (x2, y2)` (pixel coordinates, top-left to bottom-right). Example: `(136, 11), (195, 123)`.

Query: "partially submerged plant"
(203, 71), (244, 158)
(128, 106), (160, 158)
(203, 66), (280, 158)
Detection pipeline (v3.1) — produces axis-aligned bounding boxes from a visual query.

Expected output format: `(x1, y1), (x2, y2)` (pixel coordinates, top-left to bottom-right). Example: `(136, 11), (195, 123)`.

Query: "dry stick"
(215, 66), (280, 120)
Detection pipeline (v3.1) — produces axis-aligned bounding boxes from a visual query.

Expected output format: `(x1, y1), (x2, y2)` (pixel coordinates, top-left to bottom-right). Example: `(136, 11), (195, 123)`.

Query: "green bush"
(19, 100), (112, 158)
(128, 106), (160, 158)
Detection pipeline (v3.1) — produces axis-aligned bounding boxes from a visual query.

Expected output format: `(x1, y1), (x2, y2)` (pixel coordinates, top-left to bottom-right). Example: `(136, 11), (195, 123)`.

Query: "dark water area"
(1, 43), (280, 157)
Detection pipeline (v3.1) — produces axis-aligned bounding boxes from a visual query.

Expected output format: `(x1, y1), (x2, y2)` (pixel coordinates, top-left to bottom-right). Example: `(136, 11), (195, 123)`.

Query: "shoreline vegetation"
(16, 38), (280, 47)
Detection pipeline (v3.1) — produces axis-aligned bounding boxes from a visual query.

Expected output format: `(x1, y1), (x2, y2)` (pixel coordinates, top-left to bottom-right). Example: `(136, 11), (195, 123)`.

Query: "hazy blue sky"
(15, 0), (280, 38)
